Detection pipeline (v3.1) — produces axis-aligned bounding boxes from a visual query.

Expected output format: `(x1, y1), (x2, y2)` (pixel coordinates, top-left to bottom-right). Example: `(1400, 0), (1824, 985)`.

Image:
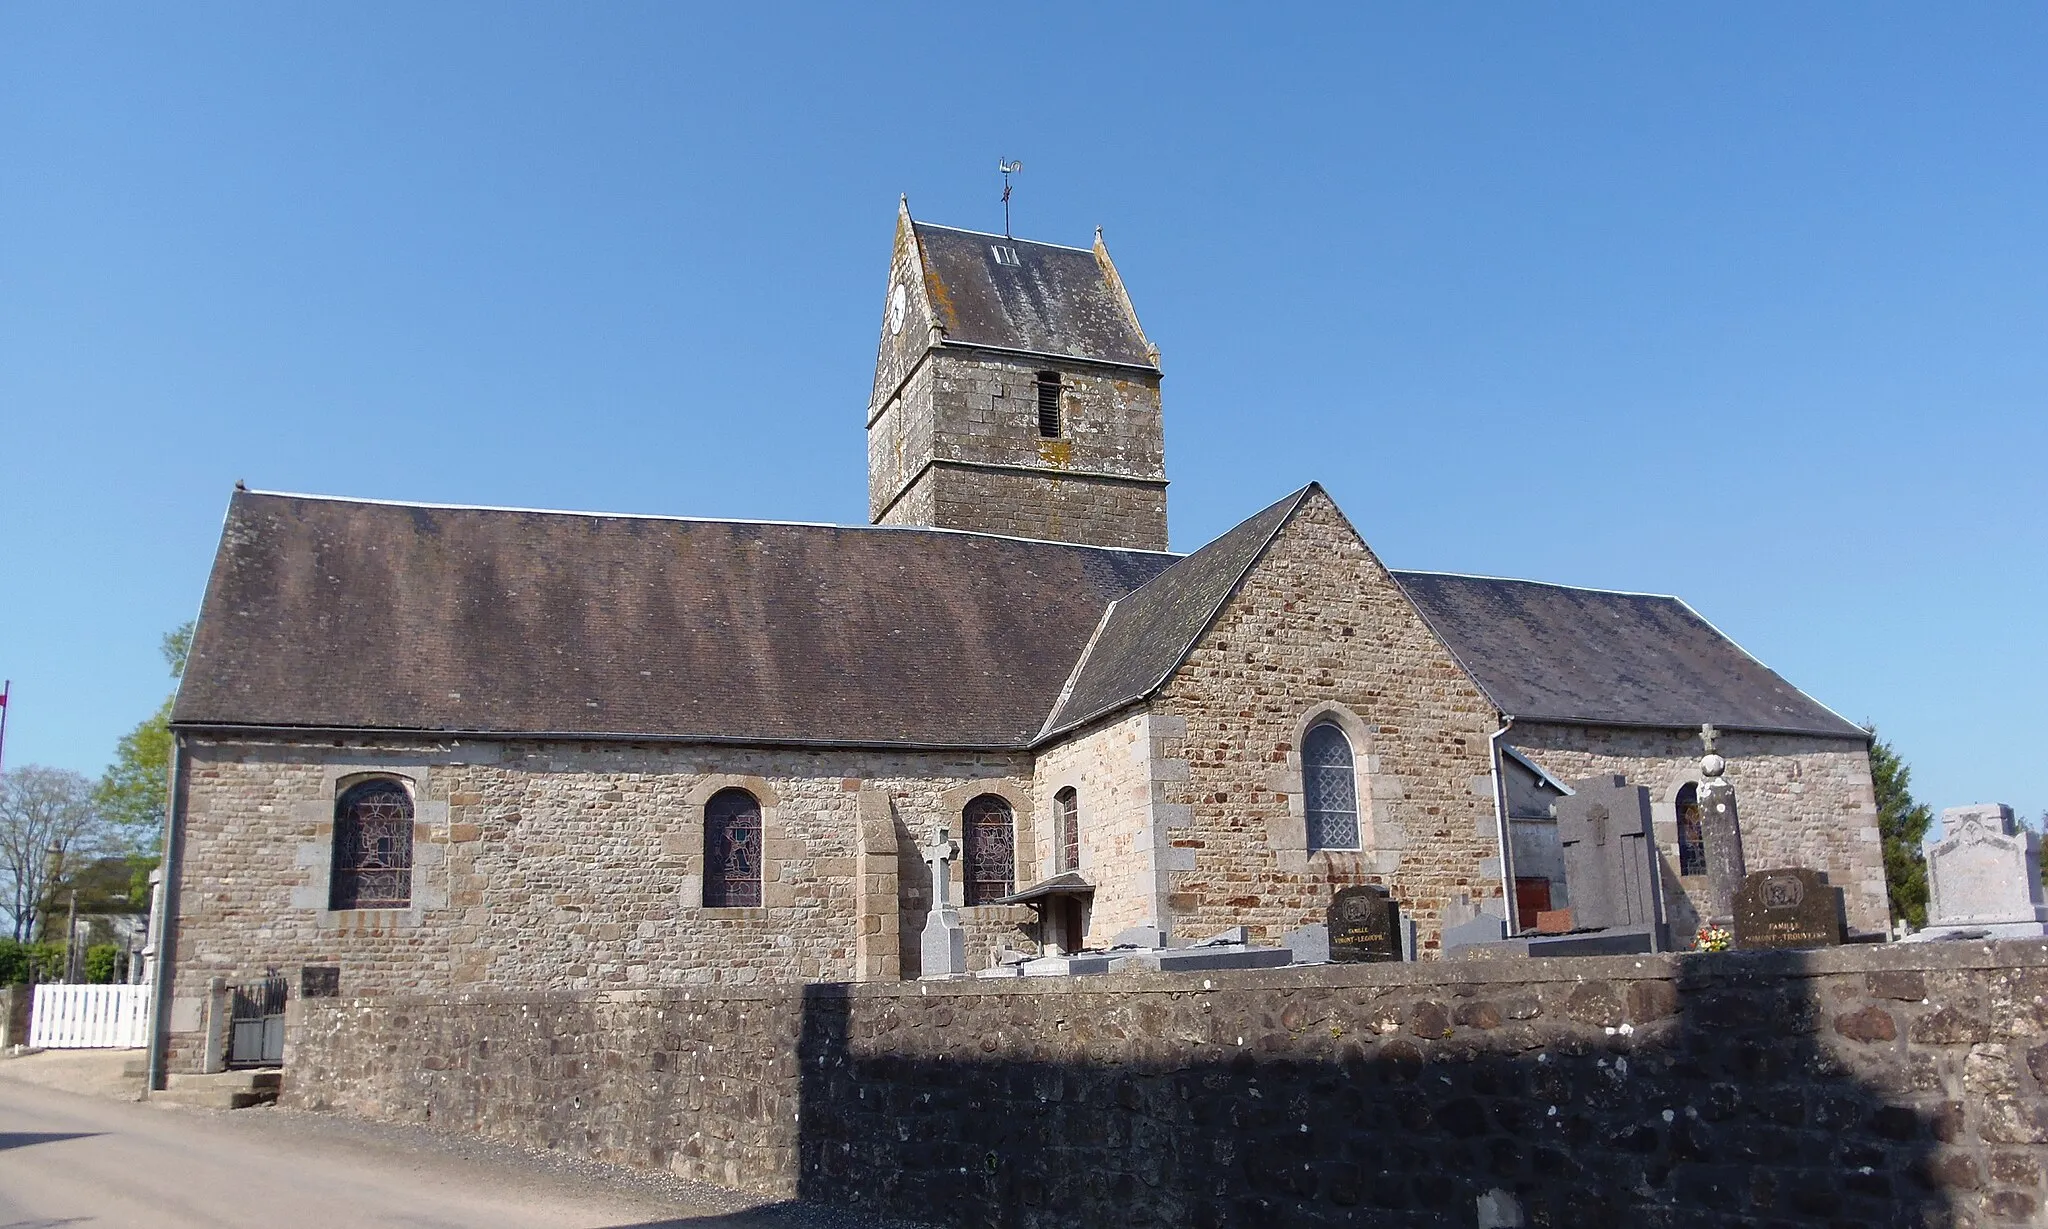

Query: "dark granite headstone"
(1327, 885), (1402, 963)
(1555, 775), (1665, 946)
(1732, 868), (1846, 950)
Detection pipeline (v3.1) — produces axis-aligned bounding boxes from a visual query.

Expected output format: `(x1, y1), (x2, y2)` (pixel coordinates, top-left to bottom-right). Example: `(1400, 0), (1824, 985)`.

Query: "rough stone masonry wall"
(163, 734), (1034, 1072)
(286, 941), (2048, 1228)
(871, 348), (1170, 551)
(1507, 724), (1888, 937)
(1157, 490), (1503, 951)
(1031, 708), (1167, 942)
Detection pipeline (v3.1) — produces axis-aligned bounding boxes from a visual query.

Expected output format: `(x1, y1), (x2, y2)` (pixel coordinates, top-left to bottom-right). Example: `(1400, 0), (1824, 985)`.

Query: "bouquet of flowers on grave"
(1694, 923), (1732, 952)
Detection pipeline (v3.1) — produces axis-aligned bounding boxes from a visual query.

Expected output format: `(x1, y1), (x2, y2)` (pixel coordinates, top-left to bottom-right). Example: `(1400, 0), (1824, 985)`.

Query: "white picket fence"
(29, 983), (153, 1049)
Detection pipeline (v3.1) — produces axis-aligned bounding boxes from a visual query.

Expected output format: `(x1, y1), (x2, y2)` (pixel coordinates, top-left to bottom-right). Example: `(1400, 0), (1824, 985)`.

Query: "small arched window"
(704, 788), (763, 907)
(1676, 782), (1706, 876)
(963, 795), (1015, 906)
(1055, 788), (1080, 873)
(1303, 723), (1360, 852)
(330, 779), (415, 910)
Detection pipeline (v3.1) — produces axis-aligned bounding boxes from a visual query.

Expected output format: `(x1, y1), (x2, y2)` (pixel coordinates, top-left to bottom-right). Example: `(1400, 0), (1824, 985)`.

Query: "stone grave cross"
(1696, 723), (1746, 927)
(922, 828), (959, 911)
(919, 827), (968, 979)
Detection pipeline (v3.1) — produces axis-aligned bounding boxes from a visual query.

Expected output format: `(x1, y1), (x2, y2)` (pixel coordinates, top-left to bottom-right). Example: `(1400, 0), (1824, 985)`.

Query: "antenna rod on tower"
(999, 160), (1022, 238)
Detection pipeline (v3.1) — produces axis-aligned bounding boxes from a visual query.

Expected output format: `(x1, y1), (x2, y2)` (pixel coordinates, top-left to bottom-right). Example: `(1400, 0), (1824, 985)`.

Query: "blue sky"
(2, 5), (2042, 823)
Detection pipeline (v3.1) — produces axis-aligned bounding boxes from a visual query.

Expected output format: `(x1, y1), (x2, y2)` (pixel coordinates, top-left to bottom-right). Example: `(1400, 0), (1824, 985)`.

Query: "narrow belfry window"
(330, 780), (414, 909)
(963, 794), (1016, 905)
(1055, 787), (1080, 873)
(704, 788), (763, 907)
(1303, 723), (1361, 852)
(1676, 782), (1707, 876)
(1036, 371), (1063, 438)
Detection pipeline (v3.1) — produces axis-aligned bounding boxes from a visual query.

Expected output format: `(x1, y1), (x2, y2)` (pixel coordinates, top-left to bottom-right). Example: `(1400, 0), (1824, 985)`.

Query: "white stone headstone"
(1914, 804), (2048, 940)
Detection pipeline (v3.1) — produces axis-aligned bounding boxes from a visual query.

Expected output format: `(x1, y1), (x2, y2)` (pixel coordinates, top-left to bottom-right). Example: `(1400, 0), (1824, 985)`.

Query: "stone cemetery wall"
(164, 734), (1036, 1072)
(1504, 724), (1887, 938)
(285, 941), (2048, 1227)
(1155, 490), (1503, 953)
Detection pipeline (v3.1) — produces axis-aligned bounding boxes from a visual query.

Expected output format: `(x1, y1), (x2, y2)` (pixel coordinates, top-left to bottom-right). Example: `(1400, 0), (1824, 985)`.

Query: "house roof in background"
(1392, 572), (1866, 739)
(912, 222), (1157, 369)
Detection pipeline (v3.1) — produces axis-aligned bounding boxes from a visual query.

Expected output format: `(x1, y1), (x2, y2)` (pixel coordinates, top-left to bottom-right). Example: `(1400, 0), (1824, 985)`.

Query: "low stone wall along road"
(0, 1067), (913, 1229)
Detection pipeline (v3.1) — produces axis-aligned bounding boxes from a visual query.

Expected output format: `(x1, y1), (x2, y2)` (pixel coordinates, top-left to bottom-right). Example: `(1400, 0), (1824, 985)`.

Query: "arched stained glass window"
(1676, 782), (1707, 876)
(1303, 723), (1360, 852)
(330, 779), (415, 910)
(1055, 788), (1080, 873)
(704, 789), (763, 907)
(963, 795), (1015, 906)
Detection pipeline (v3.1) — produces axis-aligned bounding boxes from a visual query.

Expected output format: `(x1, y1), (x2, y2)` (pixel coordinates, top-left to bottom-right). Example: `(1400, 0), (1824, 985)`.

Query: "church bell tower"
(866, 198), (1168, 552)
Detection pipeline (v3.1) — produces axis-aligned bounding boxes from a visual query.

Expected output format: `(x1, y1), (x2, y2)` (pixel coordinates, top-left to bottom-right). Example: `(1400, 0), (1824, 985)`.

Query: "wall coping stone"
(312, 937), (2048, 1015)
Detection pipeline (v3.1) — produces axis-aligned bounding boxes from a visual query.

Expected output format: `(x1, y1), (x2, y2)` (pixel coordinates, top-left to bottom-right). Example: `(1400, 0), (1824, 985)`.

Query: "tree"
(0, 765), (103, 942)
(91, 621), (192, 853)
(1870, 731), (1935, 928)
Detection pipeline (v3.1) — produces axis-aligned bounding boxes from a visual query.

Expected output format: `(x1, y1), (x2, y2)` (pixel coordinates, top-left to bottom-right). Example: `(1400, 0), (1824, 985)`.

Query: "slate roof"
(173, 491), (1175, 748)
(176, 488), (1862, 751)
(913, 223), (1157, 369)
(1391, 572), (1866, 739)
(1040, 488), (1308, 739)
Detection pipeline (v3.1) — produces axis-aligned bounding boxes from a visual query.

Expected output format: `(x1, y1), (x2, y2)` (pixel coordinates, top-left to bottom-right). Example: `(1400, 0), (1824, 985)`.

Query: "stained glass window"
(330, 780), (415, 910)
(1055, 787), (1080, 874)
(1303, 723), (1360, 852)
(1676, 782), (1707, 876)
(704, 789), (763, 907)
(963, 795), (1015, 906)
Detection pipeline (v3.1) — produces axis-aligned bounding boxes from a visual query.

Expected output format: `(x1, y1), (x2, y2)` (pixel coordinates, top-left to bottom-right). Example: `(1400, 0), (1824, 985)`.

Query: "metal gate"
(227, 971), (286, 1067)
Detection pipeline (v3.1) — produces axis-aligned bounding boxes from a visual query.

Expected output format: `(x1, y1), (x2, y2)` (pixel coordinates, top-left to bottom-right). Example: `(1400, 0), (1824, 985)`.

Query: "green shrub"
(84, 944), (123, 984)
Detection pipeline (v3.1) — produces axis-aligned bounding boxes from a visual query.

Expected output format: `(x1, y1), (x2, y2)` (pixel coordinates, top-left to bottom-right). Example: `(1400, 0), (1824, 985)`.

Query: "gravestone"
(918, 828), (968, 978)
(1909, 804), (2048, 940)
(1441, 911), (1507, 956)
(1732, 868), (1845, 950)
(1555, 775), (1666, 949)
(1280, 923), (1329, 964)
(1696, 724), (1747, 926)
(1327, 885), (1402, 962)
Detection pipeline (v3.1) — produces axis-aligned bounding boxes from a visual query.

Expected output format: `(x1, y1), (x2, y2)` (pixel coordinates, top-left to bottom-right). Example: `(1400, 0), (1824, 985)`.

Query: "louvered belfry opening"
(704, 788), (763, 907)
(962, 794), (1016, 906)
(1036, 371), (1063, 438)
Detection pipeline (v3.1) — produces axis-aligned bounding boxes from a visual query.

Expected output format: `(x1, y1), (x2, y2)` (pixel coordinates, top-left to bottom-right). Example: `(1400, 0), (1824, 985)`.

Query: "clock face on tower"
(888, 283), (907, 335)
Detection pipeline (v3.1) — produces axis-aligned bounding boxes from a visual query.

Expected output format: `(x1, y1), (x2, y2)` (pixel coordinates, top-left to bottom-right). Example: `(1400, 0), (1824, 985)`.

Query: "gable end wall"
(1153, 490), (1502, 951)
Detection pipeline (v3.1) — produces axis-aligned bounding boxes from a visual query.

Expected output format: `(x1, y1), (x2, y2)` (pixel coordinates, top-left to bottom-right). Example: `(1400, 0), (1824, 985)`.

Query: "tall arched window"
(1055, 788), (1080, 873)
(1676, 782), (1707, 876)
(704, 788), (763, 907)
(963, 795), (1015, 905)
(1303, 723), (1360, 852)
(330, 779), (415, 910)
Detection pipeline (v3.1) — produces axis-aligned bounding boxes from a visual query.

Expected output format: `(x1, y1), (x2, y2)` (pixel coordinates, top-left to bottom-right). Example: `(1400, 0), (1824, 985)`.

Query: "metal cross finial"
(998, 160), (1023, 238)
(1699, 723), (1720, 755)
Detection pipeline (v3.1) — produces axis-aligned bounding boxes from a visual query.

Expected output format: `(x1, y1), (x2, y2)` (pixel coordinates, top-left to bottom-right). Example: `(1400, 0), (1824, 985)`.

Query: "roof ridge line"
(912, 220), (1096, 253)
(1670, 596), (1869, 741)
(1391, 568), (1684, 602)
(1037, 484), (1314, 742)
(1035, 598), (1121, 743)
(235, 489), (1182, 555)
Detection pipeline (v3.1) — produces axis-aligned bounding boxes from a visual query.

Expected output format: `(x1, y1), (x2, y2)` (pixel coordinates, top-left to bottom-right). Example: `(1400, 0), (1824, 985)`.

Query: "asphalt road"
(0, 1075), (897, 1229)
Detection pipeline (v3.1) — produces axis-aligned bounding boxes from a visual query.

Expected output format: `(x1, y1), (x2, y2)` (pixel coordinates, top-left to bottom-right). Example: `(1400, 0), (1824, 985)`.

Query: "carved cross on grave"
(923, 827), (960, 912)
(1588, 804), (1610, 848)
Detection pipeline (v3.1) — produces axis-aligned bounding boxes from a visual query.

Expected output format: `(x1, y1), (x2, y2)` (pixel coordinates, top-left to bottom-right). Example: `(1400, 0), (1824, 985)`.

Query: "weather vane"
(999, 159), (1023, 238)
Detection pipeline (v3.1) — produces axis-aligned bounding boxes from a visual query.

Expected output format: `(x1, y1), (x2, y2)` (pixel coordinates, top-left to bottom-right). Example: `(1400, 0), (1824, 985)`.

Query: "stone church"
(158, 200), (1885, 1070)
